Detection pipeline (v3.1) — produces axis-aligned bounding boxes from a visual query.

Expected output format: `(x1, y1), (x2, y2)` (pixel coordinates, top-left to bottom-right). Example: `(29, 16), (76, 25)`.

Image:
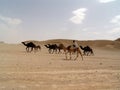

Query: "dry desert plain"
(0, 39), (120, 90)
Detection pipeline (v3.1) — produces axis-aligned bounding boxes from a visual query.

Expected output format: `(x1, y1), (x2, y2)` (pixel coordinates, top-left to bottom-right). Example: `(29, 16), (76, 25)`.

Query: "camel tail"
(91, 49), (94, 55)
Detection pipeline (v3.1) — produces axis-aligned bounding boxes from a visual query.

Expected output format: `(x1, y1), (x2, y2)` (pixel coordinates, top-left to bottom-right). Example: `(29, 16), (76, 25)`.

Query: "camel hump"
(67, 45), (75, 50)
(59, 43), (64, 47)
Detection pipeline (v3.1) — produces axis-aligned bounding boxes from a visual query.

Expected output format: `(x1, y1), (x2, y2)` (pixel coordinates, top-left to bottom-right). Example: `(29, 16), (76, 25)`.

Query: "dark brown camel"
(58, 44), (83, 60)
(80, 45), (94, 56)
(44, 44), (57, 54)
(35, 45), (41, 51)
(21, 42), (41, 52)
(56, 44), (66, 53)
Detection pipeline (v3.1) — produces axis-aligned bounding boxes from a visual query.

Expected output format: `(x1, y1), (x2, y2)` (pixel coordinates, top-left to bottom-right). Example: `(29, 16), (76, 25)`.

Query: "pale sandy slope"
(0, 40), (120, 90)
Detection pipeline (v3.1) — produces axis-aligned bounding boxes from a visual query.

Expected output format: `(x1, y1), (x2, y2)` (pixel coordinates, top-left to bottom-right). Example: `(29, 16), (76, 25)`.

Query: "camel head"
(21, 42), (26, 46)
(44, 45), (49, 48)
(80, 46), (84, 50)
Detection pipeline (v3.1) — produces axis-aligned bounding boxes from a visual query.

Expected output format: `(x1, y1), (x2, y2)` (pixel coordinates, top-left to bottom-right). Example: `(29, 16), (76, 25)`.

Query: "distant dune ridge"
(115, 38), (120, 42)
(0, 41), (4, 43)
(23, 38), (120, 50)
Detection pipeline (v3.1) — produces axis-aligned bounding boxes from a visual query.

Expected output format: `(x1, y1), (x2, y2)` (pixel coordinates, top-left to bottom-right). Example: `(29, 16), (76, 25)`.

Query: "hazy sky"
(0, 0), (120, 43)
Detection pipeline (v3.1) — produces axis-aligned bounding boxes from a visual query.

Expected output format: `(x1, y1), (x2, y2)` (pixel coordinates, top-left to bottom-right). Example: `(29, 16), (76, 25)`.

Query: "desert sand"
(0, 39), (120, 90)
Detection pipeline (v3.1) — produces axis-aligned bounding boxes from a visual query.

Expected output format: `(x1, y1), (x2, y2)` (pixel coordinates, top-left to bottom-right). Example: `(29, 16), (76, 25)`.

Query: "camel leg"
(39, 47), (41, 51)
(78, 49), (83, 60)
(53, 49), (57, 54)
(52, 49), (54, 54)
(55, 49), (57, 54)
(69, 52), (72, 60)
(88, 51), (91, 56)
(86, 51), (89, 56)
(26, 47), (28, 52)
(58, 49), (61, 54)
(65, 51), (68, 60)
(30, 47), (33, 52)
(34, 47), (37, 53)
(49, 49), (51, 53)
(74, 51), (78, 60)
(91, 50), (94, 56)
(83, 50), (86, 55)
(89, 51), (91, 56)
(28, 47), (30, 52)
(27, 47), (30, 52)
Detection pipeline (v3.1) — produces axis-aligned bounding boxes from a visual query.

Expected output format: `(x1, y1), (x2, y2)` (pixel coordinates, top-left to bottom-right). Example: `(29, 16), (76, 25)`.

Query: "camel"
(44, 44), (57, 54)
(58, 44), (83, 60)
(54, 43), (64, 54)
(35, 45), (41, 51)
(21, 42), (41, 52)
(80, 45), (94, 56)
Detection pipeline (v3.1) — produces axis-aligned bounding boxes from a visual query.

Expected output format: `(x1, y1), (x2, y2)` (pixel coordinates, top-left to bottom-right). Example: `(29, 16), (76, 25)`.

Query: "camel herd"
(21, 41), (94, 60)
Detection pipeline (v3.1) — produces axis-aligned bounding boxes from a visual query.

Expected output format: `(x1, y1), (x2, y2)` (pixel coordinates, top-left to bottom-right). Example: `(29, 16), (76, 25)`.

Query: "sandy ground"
(0, 42), (120, 90)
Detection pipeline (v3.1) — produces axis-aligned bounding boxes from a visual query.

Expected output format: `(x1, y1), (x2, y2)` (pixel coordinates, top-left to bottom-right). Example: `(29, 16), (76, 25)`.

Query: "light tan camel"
(58, 44), (83, 60)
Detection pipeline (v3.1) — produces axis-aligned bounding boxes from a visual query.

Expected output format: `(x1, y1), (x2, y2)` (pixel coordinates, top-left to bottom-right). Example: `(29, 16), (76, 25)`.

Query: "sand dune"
(0, 39), (120, 90)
